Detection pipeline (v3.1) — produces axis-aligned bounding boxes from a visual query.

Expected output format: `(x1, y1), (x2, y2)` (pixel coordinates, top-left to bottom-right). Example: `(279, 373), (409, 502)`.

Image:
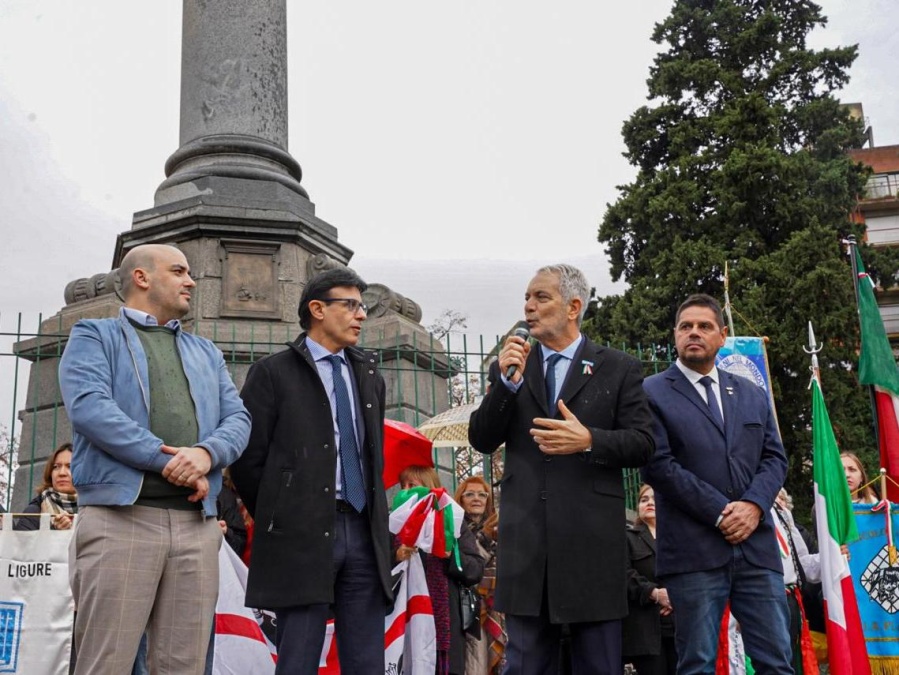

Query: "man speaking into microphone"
(469, 263), (655, 675)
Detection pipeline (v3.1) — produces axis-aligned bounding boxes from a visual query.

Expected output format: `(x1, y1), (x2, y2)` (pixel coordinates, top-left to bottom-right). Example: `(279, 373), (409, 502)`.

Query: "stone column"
(11, 1), (450, 508)
(155, 0), (308, 206)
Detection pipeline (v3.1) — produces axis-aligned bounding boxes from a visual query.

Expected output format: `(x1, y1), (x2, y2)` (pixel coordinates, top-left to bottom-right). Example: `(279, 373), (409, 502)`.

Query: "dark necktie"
(699, 375), (725, 430)
(545, 353), (564, 412)
(326, 355), (366, 512)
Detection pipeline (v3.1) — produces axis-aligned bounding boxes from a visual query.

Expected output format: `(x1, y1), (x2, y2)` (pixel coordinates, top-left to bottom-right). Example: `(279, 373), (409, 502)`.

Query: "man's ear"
(569, 298), (583, 321)
(308, 299), (326, 322)
(132, 267), (151, 291)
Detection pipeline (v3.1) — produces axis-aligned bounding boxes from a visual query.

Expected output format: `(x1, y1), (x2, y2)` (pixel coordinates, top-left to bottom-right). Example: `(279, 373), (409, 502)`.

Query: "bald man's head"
(120, 245), (163, 300)
(118, 245), (196, 323)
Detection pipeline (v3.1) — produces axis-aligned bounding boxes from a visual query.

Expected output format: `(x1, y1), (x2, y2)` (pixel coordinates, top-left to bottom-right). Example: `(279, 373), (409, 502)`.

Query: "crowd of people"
(25, 244), (880, 675)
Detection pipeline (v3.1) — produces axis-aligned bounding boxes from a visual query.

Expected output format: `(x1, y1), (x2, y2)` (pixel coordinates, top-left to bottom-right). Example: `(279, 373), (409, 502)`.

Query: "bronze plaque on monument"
(220, 241), (280, 319)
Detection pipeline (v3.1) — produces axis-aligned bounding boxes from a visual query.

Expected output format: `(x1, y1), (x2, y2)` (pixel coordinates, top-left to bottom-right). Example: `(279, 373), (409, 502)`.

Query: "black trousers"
(274, 508), (386, 674)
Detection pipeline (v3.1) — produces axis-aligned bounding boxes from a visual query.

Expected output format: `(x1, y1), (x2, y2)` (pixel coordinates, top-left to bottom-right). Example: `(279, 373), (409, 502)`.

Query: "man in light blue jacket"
(59, 243), (250, 675)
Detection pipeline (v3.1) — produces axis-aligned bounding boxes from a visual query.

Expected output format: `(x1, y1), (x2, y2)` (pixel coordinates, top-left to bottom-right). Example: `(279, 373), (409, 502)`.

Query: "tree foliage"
(590, 0), (885, 520)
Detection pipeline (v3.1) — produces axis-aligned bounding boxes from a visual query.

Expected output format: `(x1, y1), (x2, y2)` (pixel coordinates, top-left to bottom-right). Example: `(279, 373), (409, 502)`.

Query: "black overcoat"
(230, 335), (393, 608)
(623, 523), (670, 658)
(468, 337), (654, 623)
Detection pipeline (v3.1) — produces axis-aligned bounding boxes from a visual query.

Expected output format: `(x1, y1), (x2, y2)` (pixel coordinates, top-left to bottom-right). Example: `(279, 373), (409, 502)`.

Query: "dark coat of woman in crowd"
(623, 485), (676, 675)
(397, 466), (485, 675)
(217, 469), (248, 558)
(455, 476), (505, 674)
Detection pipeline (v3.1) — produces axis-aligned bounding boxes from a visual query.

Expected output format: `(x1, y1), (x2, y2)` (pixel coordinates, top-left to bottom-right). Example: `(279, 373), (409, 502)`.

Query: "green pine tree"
(590, 0), (883, 520)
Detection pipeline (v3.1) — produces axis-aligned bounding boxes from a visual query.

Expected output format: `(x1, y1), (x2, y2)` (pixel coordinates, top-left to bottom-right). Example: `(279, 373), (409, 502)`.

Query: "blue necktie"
(545, 353), (564, 413)
(326, 355), (366, 512)
(699, 375), (725, 431)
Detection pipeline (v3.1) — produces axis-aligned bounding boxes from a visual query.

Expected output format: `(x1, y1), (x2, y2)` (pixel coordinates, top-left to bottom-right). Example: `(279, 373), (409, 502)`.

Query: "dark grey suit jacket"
(469, 337), (654, 623)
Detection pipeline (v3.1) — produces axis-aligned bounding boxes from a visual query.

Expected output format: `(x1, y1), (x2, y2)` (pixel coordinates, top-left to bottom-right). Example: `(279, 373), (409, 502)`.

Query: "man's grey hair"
(537, 264), (591, 324)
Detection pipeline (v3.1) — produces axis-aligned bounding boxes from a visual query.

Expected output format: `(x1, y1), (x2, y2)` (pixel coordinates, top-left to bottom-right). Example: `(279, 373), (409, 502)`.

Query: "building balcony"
(862, 173), (899, 202)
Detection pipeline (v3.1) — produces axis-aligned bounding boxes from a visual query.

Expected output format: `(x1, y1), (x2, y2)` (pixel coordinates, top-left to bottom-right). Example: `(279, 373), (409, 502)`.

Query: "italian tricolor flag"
(855, 248), (899, 503)
(812, 377), (870, 675)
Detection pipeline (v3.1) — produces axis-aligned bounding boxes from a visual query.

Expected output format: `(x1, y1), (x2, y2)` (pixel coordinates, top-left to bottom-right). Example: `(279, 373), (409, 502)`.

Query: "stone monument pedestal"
(10, 0), (452, 508)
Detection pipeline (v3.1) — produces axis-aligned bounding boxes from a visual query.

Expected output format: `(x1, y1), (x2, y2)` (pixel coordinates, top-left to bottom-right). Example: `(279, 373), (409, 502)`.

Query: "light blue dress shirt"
(305, 336), (363, 498)
(502, 333), (584, 402)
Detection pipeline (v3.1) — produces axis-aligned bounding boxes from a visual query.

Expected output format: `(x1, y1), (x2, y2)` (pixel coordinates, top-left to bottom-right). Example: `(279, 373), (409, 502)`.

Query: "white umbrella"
(416, 402), (482, 448)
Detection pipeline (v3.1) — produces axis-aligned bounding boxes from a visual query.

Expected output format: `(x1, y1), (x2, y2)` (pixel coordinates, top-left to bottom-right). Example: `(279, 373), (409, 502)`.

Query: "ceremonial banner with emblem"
(716, 337), (770, 389)
(716, 337), (774, 400)
(0, 514), (74, 675)
(716, 336), (781, 432)
(847, 504), (899, 674)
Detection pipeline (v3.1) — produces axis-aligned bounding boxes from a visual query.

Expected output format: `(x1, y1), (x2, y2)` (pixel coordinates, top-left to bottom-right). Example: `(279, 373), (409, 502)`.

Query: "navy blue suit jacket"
(642, 364), (787, 577)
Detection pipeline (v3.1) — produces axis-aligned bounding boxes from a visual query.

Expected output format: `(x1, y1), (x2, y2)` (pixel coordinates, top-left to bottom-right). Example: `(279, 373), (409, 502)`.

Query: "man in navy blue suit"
(643, 294), (792, 675)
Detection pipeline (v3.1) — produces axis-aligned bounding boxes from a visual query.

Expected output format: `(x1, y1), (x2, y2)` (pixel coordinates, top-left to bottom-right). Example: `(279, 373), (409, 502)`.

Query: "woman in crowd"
(396, 466), (485, 675)
(217, 468), (248, 558)
(454, 476), (505, 674)
(623, 484), (676, 675)
(14, 442), (77, 530)
(841, 451), (878, 504)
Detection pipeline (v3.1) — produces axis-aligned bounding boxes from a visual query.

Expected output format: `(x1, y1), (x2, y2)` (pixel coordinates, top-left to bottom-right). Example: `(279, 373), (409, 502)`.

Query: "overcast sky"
(0, 1), (897, 425)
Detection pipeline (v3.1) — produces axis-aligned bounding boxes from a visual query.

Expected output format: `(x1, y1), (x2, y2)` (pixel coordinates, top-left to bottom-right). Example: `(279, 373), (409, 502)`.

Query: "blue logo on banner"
(848, 506), (899, 658)
(716, 337), (770, 392)
(0, 601), (23, 672)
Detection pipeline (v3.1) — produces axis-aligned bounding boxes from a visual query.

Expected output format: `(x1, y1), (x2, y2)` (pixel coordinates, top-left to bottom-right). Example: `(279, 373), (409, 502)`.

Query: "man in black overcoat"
(468, 263), (655, 675)
(230, 268), (392, 674)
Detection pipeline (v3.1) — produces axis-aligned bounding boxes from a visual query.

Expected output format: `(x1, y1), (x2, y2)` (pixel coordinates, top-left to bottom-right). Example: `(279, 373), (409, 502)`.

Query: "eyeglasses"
(462, 491), (489, 500)
(321, 298), (369, 314)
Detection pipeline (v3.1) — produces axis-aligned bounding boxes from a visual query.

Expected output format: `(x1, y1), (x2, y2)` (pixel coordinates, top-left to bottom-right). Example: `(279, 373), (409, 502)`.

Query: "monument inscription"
(220, 240), (280, 319)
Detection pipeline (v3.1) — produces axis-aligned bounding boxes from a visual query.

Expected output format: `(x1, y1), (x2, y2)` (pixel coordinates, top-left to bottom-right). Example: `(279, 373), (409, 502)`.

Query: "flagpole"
(723, 261), (736, 336)
(805, 321), (822, 387)
(807, 319), (872, 675)
(880, 468), (897, 566)
(845, 235), (884, 466)
(847, 235), (863, 309)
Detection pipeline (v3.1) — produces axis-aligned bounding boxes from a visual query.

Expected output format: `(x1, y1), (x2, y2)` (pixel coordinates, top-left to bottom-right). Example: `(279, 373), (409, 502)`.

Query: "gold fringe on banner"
(869, 656), (899, 675)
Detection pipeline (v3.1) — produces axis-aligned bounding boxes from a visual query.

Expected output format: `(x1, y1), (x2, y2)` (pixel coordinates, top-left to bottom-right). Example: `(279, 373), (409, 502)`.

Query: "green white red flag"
(388, 486), (465, 674)
(854, 247), (899, 502)
(812, 377), (870, 675)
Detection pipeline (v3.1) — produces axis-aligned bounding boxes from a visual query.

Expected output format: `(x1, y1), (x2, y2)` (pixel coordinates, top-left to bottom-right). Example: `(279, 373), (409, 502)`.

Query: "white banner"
(384, 555), (436, 674)
(213, 545), (276, 675)
(0, 513), (74, 675)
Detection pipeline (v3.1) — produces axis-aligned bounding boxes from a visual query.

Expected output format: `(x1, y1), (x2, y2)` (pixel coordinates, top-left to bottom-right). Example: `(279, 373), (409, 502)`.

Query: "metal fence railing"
(0, 312), (672, 513)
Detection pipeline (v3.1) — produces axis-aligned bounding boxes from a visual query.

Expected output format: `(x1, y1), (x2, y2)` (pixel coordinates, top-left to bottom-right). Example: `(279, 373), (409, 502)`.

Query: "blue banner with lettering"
(715, 337), (771, 392)
(715, 337), (780, 429)
(846, 503), (899, 667)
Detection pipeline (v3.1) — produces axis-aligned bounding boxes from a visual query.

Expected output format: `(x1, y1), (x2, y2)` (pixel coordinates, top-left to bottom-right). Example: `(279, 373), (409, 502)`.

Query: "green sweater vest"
(131, 321), (201, 510)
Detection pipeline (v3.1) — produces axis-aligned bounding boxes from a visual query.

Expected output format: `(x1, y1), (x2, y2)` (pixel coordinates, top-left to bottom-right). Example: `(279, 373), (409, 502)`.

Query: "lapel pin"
(725, 386), (734, 396)
(582, 360), (594, 376)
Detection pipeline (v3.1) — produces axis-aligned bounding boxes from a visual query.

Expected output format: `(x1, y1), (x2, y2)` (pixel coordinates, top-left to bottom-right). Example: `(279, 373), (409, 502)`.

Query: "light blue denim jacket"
(58, 308), (251, 515)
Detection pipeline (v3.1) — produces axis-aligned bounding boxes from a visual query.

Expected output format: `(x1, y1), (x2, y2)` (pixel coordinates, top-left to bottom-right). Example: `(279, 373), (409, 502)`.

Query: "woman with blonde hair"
(454, 476), (504, 674)
(840, 452), (878, 504)
(396, 466), (484, 675)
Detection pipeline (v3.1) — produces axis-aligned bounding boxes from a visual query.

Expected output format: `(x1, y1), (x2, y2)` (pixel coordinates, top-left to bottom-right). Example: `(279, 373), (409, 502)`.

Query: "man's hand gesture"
(161, 445), (212, 489)
(531, 400), (592, 455)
